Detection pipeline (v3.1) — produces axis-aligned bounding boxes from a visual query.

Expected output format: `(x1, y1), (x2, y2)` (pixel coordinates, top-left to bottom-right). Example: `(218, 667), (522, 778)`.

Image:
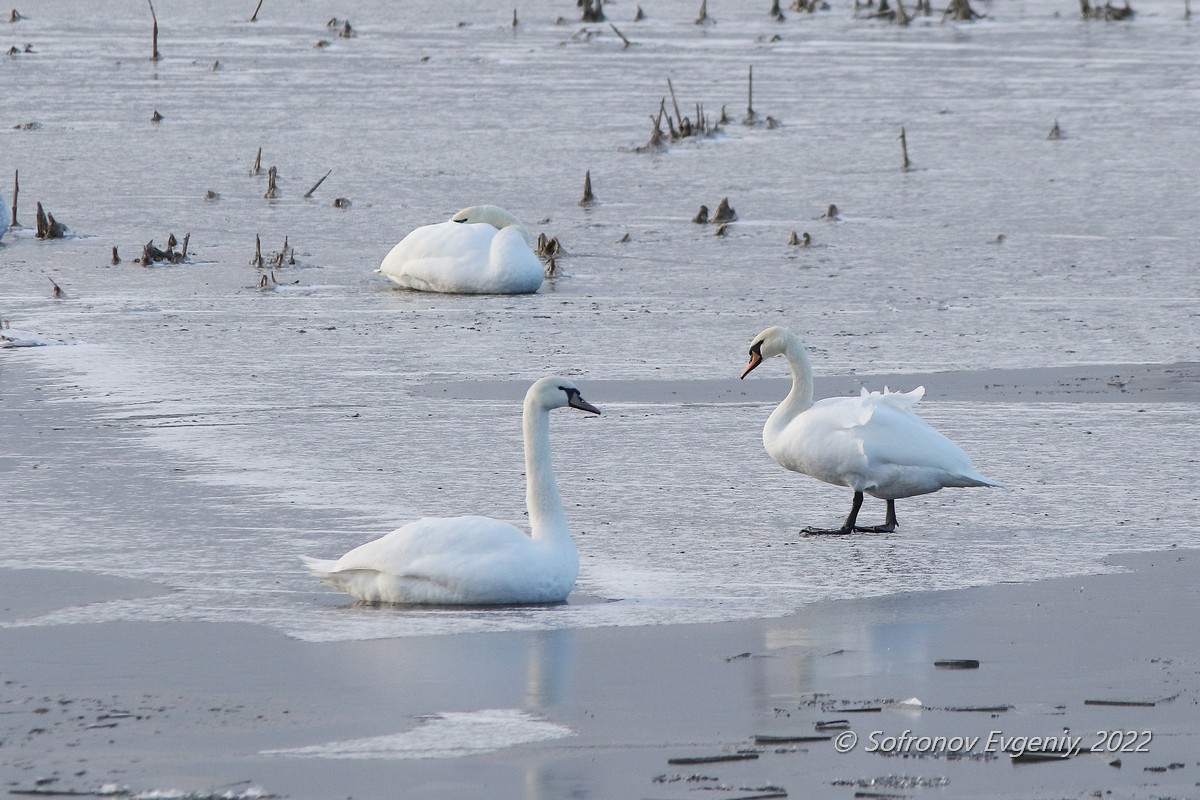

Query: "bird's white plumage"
(303, 376), (597, 605)
(377, 205), (543, 294)
(745, 326), (1000, 506)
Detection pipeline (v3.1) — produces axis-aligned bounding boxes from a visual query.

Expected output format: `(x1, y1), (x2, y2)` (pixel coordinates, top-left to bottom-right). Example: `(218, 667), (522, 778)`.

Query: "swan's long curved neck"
(767, 333), (816, 437)
(523, 399), (569, 542)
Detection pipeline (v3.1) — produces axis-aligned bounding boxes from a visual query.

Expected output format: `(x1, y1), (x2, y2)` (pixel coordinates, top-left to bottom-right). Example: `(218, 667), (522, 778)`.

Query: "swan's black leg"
(854, 499), (898, 533)
(802, 491), (863, 535)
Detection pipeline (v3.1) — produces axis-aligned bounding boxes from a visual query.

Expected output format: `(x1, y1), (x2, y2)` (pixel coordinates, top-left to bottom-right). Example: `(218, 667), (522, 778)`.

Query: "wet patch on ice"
(263, 708), (574, 759)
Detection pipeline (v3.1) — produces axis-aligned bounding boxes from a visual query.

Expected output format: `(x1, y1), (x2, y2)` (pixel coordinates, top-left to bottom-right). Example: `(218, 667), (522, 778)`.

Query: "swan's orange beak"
(740, 350), (762, 380)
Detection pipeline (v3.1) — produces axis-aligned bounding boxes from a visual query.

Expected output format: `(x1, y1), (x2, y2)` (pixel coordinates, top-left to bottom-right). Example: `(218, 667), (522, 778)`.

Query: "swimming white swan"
(740, 326), (1002, 534)
(376, 205), (543, 294)
(303, 377), (599, 604)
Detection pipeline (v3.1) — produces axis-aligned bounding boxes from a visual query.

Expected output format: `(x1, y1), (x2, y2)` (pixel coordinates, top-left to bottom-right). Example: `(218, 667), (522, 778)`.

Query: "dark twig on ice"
(579, 170), (595, 205)
(35, 201), (66, 239)
(580, 0), (605, 22)
(536, 233), (562, 277)
(1080, 0), (1135, 17)
(668, 78), (684, 130)
(250, 147), (262, 176)
(712, 196), (736, 223)
(48, 277), (63, 299)
(9, 169), (17, 228)
(744, 65), (757, 124)
(270, 236), (289, 268)
(942, 0), (981, 20)
(252, 234), (264, 268)
(135, 233), (189, 264)
(609, 22), (631, 47)
(1047, 119), (1062, 139)
(899, 126), (912, 170)
(512, 8), (518, 27)
(264, 165), (278, 199)
(636, 81), (721, 152)
(303, 169), (331, 198)
(695, 0), (712, 24)
(111, 246), (121, 265)
(249, 0), (264, 22)
(147, 0), (160, 60)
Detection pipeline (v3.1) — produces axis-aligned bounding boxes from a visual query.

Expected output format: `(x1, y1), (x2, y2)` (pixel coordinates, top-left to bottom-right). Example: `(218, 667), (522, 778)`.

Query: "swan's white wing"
(330, 515), (532, 580)
(308, 515), (574, 604)
(377, 221), (541, 294)
(378, 221), (498, 292)
(852, 393), (996, 495)
(771, 390), (990, 495)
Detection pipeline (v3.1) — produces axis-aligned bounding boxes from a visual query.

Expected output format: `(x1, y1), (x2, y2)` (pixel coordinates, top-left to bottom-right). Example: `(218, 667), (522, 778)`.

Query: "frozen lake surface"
(2, 0), (1197, 641)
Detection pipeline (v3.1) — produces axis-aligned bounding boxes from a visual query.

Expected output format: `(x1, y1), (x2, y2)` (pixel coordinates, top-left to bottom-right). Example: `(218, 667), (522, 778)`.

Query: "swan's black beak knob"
(569, 394), (601, 415)
(740, 349), (763, 380)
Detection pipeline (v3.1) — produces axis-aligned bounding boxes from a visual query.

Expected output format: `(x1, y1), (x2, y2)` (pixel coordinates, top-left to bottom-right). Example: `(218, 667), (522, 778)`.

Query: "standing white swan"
(376, 205), (544, 294)
(740, 326), (1002, 534)
(302, 377), (599, 605)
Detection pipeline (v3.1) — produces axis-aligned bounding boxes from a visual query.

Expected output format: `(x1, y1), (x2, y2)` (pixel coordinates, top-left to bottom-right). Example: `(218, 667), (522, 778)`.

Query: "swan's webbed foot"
(803, 495), (898, 536)
(801, 525), (856, 536)
(852, 500), (897, 534)
(852, 522), (897, 534)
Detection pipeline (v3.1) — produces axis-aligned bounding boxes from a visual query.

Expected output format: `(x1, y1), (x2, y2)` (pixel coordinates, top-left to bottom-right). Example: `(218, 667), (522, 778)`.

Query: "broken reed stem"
(250, 0), (264, 22)
(303, 169), (331, 198)
(747, 65), (754, 119)
(9, 169), (16, 228)
(899, 126), (911, 170)
(252, 234), (263, 268)
(264, 165), (278, 199)
(609, 22), (631, 47)
(579, 170), (594, 205)
(251, 147), (262, 176)
(148, 0), (160, 61)
(667, 78), (684, 131)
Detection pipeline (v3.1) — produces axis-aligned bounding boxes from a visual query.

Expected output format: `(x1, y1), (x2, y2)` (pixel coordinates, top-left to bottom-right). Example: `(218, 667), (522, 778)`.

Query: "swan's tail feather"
(955, 471), (1005, 489)
(301, 555), (339, 578)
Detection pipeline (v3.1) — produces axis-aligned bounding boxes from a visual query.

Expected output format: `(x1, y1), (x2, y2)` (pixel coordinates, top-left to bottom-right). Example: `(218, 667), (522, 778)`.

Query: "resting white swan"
(303, 377), (599, 605)
(740, 326), (1002, 534)
(376, 205), (543, 294)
